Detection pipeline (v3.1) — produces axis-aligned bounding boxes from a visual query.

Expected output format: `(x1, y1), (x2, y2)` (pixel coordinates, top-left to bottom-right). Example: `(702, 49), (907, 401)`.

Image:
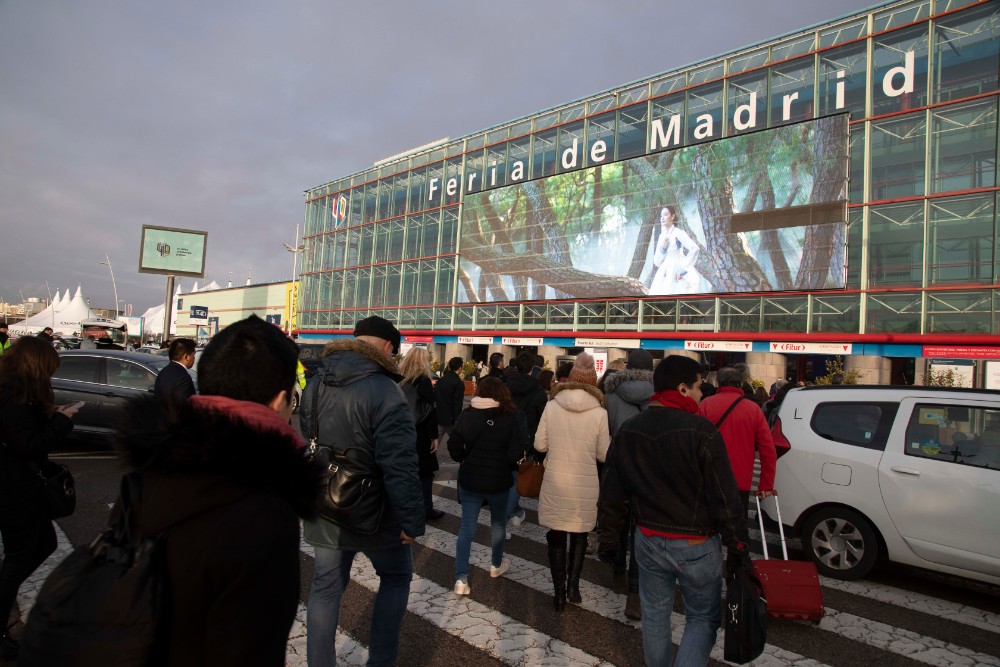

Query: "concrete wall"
(746, 352), (786, 387)
(846, 355), (891, 384)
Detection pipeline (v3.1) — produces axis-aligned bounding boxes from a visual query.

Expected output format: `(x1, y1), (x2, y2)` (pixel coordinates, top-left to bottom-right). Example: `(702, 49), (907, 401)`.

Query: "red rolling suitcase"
(752, 496), (825, 621)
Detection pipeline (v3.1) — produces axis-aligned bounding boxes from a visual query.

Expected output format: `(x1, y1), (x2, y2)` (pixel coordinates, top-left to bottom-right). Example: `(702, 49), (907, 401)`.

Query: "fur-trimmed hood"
(604, 368), (654, 406)
(115, 394), (324, 528)
(550, 381), (605, 411)
(320, 338), (401, 386)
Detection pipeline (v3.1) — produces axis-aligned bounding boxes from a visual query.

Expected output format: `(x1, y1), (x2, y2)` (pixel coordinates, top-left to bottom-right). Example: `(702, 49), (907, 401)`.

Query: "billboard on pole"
(138, 225), (208, 278)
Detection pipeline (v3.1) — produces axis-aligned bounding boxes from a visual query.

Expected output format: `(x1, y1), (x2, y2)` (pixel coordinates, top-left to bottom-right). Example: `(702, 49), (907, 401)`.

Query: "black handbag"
(308, 381), (386, 535)
(29, 459), (77, 519)
(724, 555), (768, 664)
(398, 379), (434, 425)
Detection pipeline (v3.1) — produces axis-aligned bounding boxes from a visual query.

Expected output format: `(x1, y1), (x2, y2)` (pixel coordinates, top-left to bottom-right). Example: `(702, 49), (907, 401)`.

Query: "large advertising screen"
(458, 115), (848, 302)
(138, 225), (208, 277)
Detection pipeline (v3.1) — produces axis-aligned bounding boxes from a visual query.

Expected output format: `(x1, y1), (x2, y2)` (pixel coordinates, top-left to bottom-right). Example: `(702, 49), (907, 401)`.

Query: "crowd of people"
(0, 312), (787, 667)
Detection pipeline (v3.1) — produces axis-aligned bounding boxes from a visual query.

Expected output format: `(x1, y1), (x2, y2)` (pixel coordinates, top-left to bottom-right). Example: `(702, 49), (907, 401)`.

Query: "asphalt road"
(13, 432), (1000, 666)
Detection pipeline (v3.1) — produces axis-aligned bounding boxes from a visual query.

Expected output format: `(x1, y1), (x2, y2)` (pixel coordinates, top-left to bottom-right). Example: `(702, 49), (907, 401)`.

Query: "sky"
(0, 0), (879, 314)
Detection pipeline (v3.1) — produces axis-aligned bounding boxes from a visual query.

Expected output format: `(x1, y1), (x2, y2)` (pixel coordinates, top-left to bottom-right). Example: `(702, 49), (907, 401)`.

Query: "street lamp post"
(100, 255), (119, 320)
(283, 224), (306, 333)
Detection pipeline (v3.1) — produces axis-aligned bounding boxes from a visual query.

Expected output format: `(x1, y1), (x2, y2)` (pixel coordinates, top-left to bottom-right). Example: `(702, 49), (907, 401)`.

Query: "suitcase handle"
(755, 495), (789, 561)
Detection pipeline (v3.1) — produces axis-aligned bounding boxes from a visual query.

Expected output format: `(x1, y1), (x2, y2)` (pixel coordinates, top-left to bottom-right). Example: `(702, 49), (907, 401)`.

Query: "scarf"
(190, 395), (304, 450)
(470, 396), (500, 410)
(649, 389), (699, 414)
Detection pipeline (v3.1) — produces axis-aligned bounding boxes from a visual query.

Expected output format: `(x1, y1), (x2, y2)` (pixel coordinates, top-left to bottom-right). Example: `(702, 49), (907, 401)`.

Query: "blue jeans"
(506, 471), (522, 521)
(455, 485), (508, 580)
(307, 544), (413, 667)
(634, 531), (723, 667)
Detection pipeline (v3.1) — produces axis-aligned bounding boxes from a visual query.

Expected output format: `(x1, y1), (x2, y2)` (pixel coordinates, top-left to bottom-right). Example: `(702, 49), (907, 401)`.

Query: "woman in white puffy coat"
(534, 352), (611, 611)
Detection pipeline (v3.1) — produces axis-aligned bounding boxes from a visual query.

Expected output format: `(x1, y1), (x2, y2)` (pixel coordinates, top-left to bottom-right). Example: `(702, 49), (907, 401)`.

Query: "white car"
(764, 385), (1000, 585)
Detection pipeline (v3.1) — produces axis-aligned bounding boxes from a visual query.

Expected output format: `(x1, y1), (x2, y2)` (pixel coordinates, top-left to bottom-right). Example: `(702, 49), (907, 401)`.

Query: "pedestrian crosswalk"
(18, 479), (1000, 667)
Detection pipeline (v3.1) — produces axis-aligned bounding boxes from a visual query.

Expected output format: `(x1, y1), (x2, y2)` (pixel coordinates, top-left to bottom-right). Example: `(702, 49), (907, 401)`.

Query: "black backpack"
(19, 474), (172, 667)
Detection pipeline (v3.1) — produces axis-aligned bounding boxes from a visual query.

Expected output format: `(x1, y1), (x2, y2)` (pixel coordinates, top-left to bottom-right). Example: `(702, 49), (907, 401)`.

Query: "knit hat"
(627, 349), (653, 370)
(568, 352), (598, 386)
(353, 316), (401, 355)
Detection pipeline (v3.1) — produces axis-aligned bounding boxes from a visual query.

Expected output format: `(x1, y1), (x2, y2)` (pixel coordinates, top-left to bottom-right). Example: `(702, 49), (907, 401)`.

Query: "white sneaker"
(490, 558), (511, 578)
(454, 579), (470, 595)
(505, 527), (512, 540)
(510, 510), (525, 527)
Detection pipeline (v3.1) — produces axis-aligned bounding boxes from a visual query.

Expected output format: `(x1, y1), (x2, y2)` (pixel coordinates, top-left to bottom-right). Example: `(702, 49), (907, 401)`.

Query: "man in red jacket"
(698, 366), (777, 522)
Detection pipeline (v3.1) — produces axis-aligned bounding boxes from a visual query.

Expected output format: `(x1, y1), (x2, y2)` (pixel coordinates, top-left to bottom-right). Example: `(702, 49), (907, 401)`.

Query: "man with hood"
(301, 315), (424, 667)
(504, 350), (548, 529)
(114, 315), (324, 666)
(602, 349), (655, 618)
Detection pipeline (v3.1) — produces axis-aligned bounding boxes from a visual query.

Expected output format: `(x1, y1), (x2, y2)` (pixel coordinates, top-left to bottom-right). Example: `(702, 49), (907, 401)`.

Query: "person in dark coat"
(153, 337), (196, 403)
(434, 356), (466, 446)
(0, 337), (79, 660)
(486, 352), (505, 379)
(447, 378), (525, 595)
(114, 316), (322, 667)
(399, 346), (443, 520)
(504, 351), (548, 528)
(300, 316), (424, 667)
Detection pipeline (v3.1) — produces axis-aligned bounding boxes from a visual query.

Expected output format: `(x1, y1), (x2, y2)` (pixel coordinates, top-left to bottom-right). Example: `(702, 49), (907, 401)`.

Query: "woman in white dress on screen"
(648, 205), (704, 295)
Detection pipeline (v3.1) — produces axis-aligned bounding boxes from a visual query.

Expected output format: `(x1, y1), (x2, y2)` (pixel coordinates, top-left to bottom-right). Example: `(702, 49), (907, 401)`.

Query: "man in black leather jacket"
(598, 355), (747, 667)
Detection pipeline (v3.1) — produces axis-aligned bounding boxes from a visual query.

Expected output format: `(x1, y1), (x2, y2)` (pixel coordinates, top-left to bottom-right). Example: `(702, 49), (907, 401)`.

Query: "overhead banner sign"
(404, 335), (434, 343)
(575, 338), (641, 349)
(502, 337), (543, 346)
(458, 336), (495, 344)
(770, 341), (853, 355)
(685, 340), (752, 352)
(922, 346), (1000, 359)
(985, 361), (1000, 390)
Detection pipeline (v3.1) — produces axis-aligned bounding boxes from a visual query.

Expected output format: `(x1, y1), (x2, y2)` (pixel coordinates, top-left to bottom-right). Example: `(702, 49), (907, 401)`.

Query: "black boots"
(566, 533), (587, 604)
(546, 531), (567, 612)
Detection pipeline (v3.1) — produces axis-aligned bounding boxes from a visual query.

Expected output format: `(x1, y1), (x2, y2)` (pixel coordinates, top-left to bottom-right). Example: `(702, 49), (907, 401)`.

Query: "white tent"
(10, 285), (100, 337)
(141, 283), (182, 337)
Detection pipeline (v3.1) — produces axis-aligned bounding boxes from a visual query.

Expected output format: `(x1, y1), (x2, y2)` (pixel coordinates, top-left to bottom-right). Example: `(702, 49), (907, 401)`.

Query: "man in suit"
(154, 337), (197, 403)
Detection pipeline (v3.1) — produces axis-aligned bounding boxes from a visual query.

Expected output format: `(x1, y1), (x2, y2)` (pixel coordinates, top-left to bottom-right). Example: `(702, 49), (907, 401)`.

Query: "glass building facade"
(298, 0), (1000, 343)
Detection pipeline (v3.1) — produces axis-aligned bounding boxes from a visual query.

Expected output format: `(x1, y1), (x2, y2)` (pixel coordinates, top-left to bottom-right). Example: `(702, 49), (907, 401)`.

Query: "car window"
(810, 402), (899, 450)
(905, 403), (1000, 470)
(106, 359), (156, 391)
(52, 356), (100, 383)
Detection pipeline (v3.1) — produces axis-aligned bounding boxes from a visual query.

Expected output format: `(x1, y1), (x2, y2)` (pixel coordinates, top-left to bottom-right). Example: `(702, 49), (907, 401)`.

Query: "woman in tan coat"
(534, 352), (611, 611)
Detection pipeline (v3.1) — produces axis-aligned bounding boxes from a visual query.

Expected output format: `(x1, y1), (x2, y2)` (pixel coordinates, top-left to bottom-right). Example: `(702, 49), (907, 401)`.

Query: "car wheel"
(801, 507), (879, 580)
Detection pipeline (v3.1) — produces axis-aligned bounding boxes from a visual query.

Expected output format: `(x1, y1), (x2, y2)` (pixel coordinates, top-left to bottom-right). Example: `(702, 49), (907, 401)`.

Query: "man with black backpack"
(20, 315), (325, 666)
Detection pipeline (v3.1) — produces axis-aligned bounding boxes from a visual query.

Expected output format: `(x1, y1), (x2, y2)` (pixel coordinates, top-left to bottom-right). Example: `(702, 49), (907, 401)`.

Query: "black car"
(52, 350), (170, 440)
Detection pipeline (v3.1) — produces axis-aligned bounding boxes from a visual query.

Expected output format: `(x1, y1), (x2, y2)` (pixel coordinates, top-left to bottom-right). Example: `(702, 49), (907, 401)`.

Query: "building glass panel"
(866, 291), (922, 333)
(486, 142), (507, 190)
(925, 290), (992, 333)
(376, 178), (391, 221)
(929, 98), (997, 194)
(617, 102), (648, 160)
(421, 212), (440, 258)
(348, 186), (363, 226)
(849, 124), (866, 204)
(548, 303), (574, 328)
(578, 302), (606, 329)
(587, 112), (615, 167)
(371, 265), (388, 307)
(933, 3), (1000, 104)
(846, 207), (863, 289)
(508, 135), (531, 185)
(408, 167), (427, 214)
(651, 73), (684, 98)
(727, 72), (768, 135)
(689, 61), (724, 86)
(358, 225), (375, 267)
(678, 299), (715, 330)
(642, 299), (677, 330)
(465, 149), (485, 195)
(523, 303), (547, 330)
(356, 268), (372, 309)
(729, 47), (769, 75)
(390, 172), (408, 218)
(497, 304), (520, 329)
(440, 208), (458, 255)
(871, 24), (929, 117)
(436, 258), (456, 305)
(418, 260), (436, 305)
(771, 34), (816, 62)
(818, 42), (867, 121)
(769, 56), (815, 127)
(687, 82), (724, 145)
(650, 94), (684, 153)
(719, 297), (760, 332)
(475, 304), (497, 330)
(869, 201), (924, 288)
(762, 296), (808, 331)
(870, 111), (927, 202)
(443, 157), (463, 206)
(388, 218), (406, 262)
(401, 262), (419, 305)
(873, 0), (930, 33)
(455, 306), (473, 329)
(812, 294), (861, 333)
(398, 308), (417, 330)
(532, 129), (558, 180)
(820, 18), (867, 49)
(374, 222), (391, 264)
(927, 193), (996, 285)
(363, 182), (378, 223)
(342, 270), (358, 310)
(608, 301), (638, 330)
(434, 306), (453, 330)
(405, 215), (423, 259)
(385, 264), (402, 307)
(557, 121), (585, 172)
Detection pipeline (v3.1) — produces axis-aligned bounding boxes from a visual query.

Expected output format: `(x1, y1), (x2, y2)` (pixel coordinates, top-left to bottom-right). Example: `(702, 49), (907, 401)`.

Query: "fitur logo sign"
(424, 51), (916, 205)
(157, 242), (171, 257)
